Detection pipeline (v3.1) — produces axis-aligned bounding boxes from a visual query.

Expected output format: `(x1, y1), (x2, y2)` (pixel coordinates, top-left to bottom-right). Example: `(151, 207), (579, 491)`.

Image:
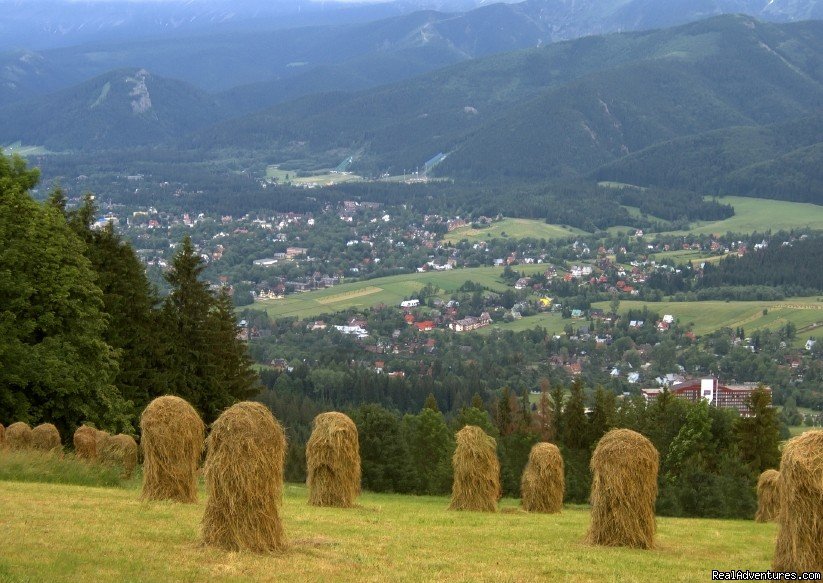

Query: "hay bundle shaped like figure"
(521, 442), (564, 513)
(755, 469), (780, 523)
(773, 430), (823, 572)
(31, 423), (61, 452)
(202, 402), (287, 552)
(306, 412), (361, 508)
(586, 428), (659, 549)
(6, 422), (33, 450)
(140, 395), (205, 503)
(100, 434), (139, 479)
(449, 425), (500, 512)
(73, 425), (100, 460)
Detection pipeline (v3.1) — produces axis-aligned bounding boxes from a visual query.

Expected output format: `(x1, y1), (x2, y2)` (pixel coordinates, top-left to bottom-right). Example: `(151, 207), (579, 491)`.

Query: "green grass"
(663, 196), (823, 236)
(593, 297), (823, 340)
(442, 218), (584, 243)
(0, 479), (776, 583)
(0, 449), (132, 488)
(255, 265), (547, 320)
(265, 165), (362, 185)
(648, 249), (724, 266)
(479, 311), (568, 335)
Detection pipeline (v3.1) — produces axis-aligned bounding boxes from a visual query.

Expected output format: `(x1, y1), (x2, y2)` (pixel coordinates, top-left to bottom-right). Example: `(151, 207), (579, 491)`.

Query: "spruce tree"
(563, 378), (588, 450)
(734, 386), (781, 474)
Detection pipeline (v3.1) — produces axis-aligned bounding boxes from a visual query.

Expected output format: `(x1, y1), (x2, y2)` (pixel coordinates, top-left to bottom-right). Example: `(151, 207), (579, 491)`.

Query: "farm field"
(0, 479), (776, 583)
(662, 196), (823, 236)
(443, 218), (584, 243)
(647, 249), (725, 266)
(479, 311), (568, 336)
(255, 265), (547, 320)
(591, 297), (823, 340)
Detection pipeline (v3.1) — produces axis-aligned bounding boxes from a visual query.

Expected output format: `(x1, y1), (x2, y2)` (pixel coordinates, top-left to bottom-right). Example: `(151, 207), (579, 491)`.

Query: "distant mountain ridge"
(2, 0), (822, 112)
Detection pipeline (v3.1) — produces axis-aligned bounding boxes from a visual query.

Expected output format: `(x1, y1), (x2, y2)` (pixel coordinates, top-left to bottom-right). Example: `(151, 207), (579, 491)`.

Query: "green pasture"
(443, 218), (584, 243)
(0, 477), (777, 583)
(592, 297), (823, 339)
(255, 265), (547, 320)
(479, 311), (568, 336)
(664, 196), (823, 236)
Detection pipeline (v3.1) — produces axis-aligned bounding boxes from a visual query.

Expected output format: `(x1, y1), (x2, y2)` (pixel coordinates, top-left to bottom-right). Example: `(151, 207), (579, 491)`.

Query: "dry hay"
(202, 401), (287, 552)
(73, 425), (100, 460)
(0, 422), (5, 449)
(585, 428), (659, 549)
(31, 423), (61, 452)
(521, 442), (564, 513)
(755, 469), (780, 523)
(94, 428), (110, 452)
(140, 395), (205, 503)
(306, 412), (361, 508)
(773, 430), (823, 572)
(6, 422), (33, 450)
(449, 425), (500, 512)
(100, 434), (139, 479)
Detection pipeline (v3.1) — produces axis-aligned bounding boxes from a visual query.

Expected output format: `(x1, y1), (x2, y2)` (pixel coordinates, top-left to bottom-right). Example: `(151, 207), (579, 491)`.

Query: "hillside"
(2, 0), (822, 110)
(0, 479), (776, 582)
(0, 69), (228, 150)
(196, 16), (823, 187)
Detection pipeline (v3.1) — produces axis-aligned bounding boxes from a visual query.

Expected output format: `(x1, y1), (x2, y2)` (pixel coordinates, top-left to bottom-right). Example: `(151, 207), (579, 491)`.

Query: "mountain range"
(1, 3), (822, 203)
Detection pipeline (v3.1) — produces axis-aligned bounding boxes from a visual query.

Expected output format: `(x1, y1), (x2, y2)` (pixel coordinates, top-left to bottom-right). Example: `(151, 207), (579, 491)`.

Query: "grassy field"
(255, 265), (547, 320)
(663, 196), (823, 236)
(265, 165), (363, 186)
(479, 312), (568, 336)
(592, 297), (823, 339)
(443, 218), (583, 243)
(0, 479), (777, 583)
(647, 249), (725, 266)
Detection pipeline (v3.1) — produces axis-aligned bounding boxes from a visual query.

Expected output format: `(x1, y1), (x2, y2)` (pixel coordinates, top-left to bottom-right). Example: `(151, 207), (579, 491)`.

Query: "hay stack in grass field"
(755, 469), (780, 523)
(202, 402), (287, 552)
(449, 425), (500, 512)
(31, 423), (61, 452)
(74, 425), (99, 460)
(100, 434), (139, 479)
(773, 430), (823, 572)
(586, 428), (659, 549)
(140, 395), (205, 503)
(94, 428), (109, 452)
(521, 442), (564, 513)
(306, 412), (361, 508)
(0, 422), (5, 449)
(6, 422), (33, 450)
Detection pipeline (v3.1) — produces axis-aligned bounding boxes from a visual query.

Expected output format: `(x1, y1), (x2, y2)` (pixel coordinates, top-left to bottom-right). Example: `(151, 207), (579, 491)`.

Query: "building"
(449, 312), (492, 332)
(641, 378), (769, 416)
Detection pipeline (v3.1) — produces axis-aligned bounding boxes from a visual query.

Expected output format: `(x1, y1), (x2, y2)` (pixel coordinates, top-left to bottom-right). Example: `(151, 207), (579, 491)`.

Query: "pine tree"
(160, 235), (258, 422)
(423, 392), (440, 412)
(734, 386), (781, 474)
(563, 378), (588, 450)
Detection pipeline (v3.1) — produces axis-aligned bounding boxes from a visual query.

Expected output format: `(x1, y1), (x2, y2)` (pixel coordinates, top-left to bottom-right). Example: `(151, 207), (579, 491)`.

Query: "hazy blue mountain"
(194, 16), (823, 183)
(0, 69), (228, 150)
(2, 0), (821, 111)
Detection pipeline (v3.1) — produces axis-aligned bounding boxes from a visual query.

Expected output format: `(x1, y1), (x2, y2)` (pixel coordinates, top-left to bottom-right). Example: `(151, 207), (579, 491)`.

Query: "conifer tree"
(734, 386), (780, 474)
(563, 378), (588, 449)
(0, 154), (129, 435)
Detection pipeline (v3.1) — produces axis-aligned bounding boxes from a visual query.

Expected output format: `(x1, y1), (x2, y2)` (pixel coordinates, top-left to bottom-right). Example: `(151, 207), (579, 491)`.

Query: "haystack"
(94, 429), (109, 452)
(773, 430), (823, 572)
(74, 425), (99, 460)
(586, 428), (659, 549)
(521, 442), (564, 513)
(6, 422), (33, 450)
(449, 425), (500, 512)
(140, 395), (205, 503)
(306, 412), (361, 508)
(31, 423), (61, 452)
(202, 401), (287, 552)
(100, 434), (139, 479)
(0, 422), (5, 449)
(755, 469), (780, 523)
